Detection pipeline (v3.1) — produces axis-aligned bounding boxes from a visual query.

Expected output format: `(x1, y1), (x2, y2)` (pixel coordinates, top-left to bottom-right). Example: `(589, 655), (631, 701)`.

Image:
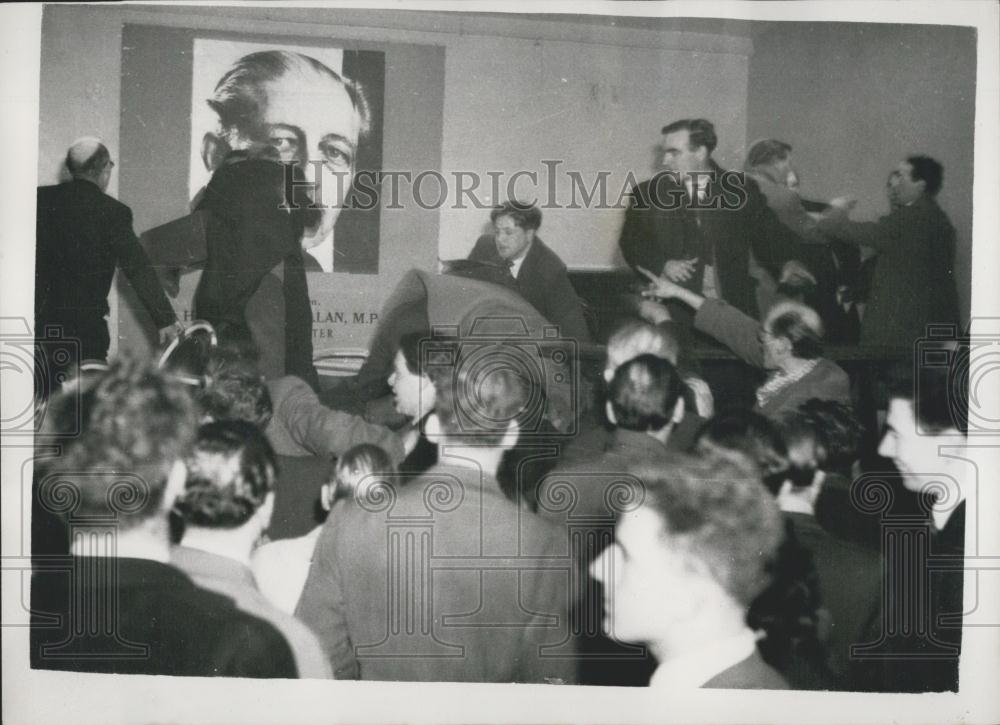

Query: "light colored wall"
(37, 5), (753, 355)
(747, 22), (976, 325)
(438, 35), (749, 267)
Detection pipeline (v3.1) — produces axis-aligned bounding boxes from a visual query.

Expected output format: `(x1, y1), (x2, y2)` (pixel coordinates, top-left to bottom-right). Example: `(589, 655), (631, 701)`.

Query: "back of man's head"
(605, 321), (680, 378)
(40, 356), (197, 531)
(632, 452), (783, 609)
(906, 154), (944, 197)
(430, 356), (529, 446)
(608, 354), (685, 433)
(174, 420), (276, 529)
(694, 411), (790, 495)
(795, 398), (863, 475)
(195, 337), (272, 427)
(65, 137), (111, 182)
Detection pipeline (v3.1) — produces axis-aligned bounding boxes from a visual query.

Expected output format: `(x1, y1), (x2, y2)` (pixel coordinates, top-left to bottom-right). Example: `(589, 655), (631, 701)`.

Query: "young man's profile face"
(255, 67), (362, 250)
(878, 397), (950, 493)
(589, 506), (696, 646)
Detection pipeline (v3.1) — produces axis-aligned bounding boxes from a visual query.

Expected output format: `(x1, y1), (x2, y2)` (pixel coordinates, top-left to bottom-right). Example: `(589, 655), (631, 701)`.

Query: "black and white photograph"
(2, 2), (999, 724)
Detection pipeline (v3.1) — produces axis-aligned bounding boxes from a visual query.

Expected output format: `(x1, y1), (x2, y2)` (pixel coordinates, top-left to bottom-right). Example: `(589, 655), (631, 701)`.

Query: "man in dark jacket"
(194, 146), (321, 389)
(817, 155), (959, 349)
(35, 138), (179, 393)
(30, 357), (297, 678)
(468, 200), (591, 341)
(619, 119), (798, 322)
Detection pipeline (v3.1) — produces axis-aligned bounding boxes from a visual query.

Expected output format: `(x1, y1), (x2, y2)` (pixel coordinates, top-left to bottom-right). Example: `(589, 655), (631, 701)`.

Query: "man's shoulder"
(525, 237), (568, 274)
(32, 557), (296, 677)
(789, 511), (880, 569)
(703, 650), (789, 690)
(266, 374), (316, 403)
(817, 358), (851, 386)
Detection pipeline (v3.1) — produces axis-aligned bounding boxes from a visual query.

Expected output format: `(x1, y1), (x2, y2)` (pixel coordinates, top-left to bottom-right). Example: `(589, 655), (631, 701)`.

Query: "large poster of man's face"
(191, 38), (384, 274)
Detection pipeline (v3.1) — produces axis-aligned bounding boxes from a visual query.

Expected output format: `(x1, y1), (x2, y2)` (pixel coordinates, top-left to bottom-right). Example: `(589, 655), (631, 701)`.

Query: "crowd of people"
(31, 51), (969, 694)
(28, 328), (968, 691)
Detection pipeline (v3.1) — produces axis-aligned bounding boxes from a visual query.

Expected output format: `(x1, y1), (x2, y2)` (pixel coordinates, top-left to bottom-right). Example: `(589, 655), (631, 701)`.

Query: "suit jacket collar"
(67, 177), (104, 195)
(171, 545), (257, 589)
(606, 428), (669, 458)
(650, 627), (758, 690)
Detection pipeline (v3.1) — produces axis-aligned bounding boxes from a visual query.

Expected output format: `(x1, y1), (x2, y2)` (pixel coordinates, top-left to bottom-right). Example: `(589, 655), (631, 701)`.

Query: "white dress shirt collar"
(932, 486), (966, 533)
(508, 240), (533, 279)
(648, 627), (758, 691)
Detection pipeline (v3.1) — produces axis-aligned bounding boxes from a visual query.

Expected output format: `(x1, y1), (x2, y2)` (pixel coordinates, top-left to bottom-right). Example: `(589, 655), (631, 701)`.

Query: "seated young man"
(30, 357), (296, 678)
(468, 200), (591, 342)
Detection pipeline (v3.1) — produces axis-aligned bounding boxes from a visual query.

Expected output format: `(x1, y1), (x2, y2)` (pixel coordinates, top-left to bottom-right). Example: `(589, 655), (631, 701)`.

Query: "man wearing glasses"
(199, 49), (372, 274)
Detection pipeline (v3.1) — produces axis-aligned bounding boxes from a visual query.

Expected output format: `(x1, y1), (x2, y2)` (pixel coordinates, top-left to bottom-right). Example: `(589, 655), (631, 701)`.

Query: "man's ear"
(201, 132), (231, 172)
(605, 400), (618, 426)
(671, 396), (685, 425)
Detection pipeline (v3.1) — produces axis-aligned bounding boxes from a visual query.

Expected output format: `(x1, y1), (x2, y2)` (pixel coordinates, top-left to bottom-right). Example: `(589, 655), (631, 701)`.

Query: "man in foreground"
(30, 357), (296, 677)
(590, 453), (789, 690)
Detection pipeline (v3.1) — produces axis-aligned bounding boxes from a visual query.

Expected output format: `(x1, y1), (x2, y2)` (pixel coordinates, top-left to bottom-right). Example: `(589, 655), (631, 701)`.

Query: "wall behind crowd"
(36, 7), (977, 356)
(747, 21), (976, 327)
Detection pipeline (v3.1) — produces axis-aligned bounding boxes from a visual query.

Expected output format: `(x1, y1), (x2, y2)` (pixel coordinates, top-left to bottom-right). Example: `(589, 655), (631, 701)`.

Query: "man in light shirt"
(590, 453), (789, 690)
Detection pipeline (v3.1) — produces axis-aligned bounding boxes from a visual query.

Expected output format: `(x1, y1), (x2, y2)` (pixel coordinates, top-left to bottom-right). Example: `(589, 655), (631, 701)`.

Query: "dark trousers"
(34, 312), (110, 400)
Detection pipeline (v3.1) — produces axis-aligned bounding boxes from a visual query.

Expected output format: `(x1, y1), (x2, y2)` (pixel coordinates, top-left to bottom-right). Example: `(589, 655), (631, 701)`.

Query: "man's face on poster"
(213, 64), (363, 251)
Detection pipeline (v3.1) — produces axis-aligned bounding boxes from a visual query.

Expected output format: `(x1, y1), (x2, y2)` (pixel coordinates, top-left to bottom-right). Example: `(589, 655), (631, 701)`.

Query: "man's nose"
(877, 434), (893, 459)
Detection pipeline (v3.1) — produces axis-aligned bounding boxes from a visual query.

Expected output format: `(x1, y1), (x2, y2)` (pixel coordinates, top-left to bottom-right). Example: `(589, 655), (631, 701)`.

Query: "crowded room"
(21, 3), (983, 707)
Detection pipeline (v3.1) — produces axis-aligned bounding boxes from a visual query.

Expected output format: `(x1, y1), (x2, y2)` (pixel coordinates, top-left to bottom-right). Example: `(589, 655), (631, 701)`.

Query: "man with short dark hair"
(543, 353), (686, 520)
(30, 357), (297, 678)
(590, 453), (789, 690)
(618, 119), (798, 320)
(539, 354), (689, 685)
(818, 155), (959, 347)
(35, 138), (180, 392)
(297, 356), (576, 682)
(872, 362), (967, 691)
(468, 200), (591, 341)
(172, 420), (332, 678)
